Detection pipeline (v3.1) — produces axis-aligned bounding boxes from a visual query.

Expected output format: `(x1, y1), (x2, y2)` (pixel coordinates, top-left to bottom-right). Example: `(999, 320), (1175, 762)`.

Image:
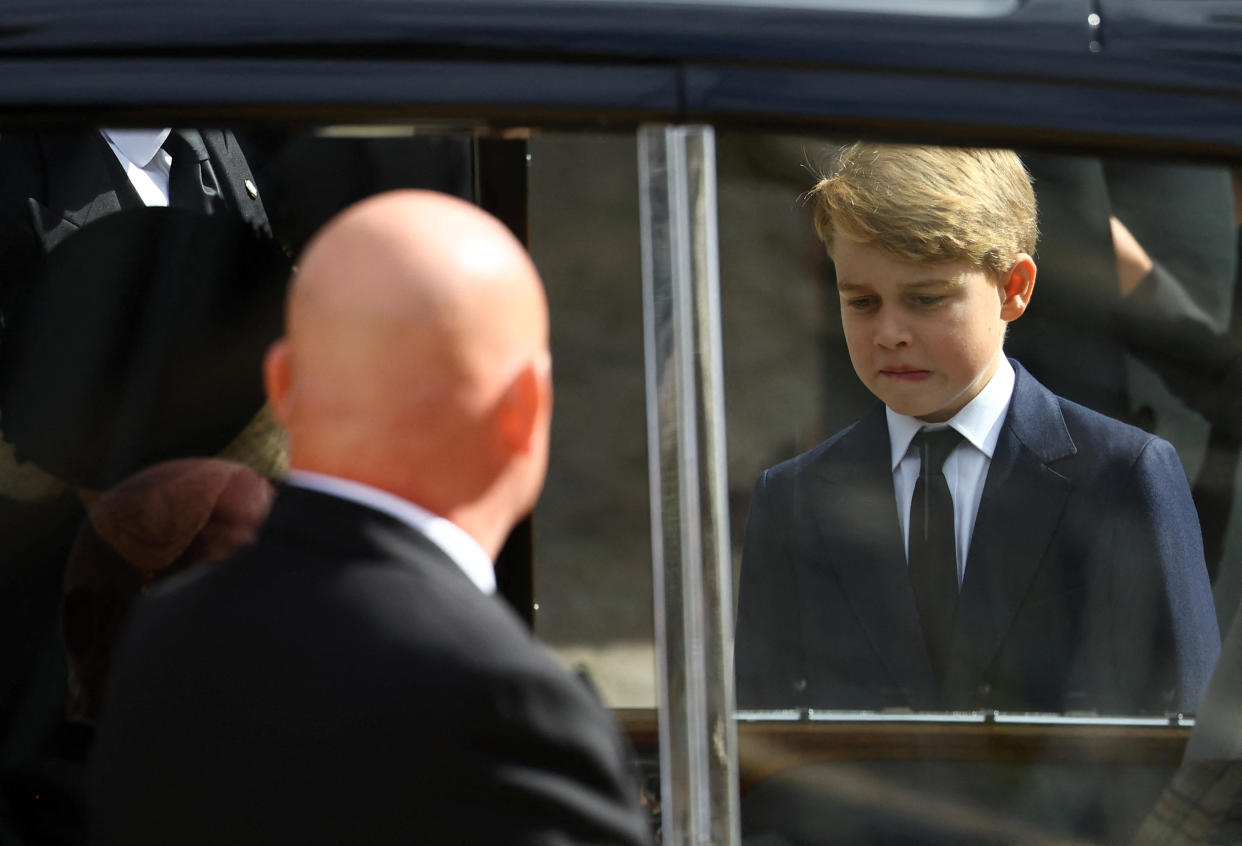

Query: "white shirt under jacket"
(99, 128), (172, 207)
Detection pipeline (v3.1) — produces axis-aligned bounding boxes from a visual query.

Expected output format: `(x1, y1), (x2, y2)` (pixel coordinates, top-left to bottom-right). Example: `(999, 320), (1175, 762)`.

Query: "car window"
(3, 117), (1241, 846)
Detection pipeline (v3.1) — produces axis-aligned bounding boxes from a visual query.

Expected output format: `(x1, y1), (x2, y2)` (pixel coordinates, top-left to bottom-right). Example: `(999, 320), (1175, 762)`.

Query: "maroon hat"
(61, 458), (275, 718)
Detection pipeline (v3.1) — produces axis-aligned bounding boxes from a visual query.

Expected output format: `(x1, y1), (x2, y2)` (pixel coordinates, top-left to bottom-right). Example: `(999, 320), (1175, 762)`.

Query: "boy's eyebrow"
(904, 277), (965, 289)
(836, 276), (964, 292)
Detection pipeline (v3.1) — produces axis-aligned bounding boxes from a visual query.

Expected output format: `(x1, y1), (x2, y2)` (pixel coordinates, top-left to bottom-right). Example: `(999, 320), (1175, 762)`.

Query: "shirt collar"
(99, 128), (172, 169)
(283, 470), (496, 595)
(886, 355), (1015, 471)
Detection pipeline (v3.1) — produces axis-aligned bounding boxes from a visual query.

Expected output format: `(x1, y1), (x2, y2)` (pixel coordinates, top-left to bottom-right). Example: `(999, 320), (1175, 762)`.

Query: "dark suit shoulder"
(1055, 394), (1161, 457)
(1007, 358), (1172, 474)
(758, 403), (883, 491)
(1047, 395), (1189, 495)
(96, 492), (651, 846)
(129, 507), (540, 699)
(767, 423), (856, 476)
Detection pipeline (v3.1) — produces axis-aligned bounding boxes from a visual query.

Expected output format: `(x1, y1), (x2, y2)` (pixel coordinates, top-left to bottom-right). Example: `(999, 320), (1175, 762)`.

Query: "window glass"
(723, 131), (1241, 844)
(529, 133), (655, 707)
(5, 116), (1241, 846)
(0, 126), (657, 793)
(0, 122), (666, 844)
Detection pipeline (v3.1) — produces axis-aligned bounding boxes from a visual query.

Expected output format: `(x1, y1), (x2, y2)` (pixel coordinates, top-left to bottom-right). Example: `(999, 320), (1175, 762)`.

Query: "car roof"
(1, 0), (1240, 153)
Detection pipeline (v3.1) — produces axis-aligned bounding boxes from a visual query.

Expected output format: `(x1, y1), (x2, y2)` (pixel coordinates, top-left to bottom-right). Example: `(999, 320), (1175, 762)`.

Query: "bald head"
(265, 191), (552, 554)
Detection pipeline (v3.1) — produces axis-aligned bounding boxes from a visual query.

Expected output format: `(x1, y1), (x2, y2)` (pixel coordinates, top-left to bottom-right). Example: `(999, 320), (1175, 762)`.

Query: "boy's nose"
(874, 309), (911, 348)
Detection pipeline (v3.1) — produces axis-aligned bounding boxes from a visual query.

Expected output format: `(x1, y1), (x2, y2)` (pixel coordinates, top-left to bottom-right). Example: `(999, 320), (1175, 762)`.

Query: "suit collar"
(996, 358), (1077, 464)
(283, 470), (495, 594)
(261, 484), (485, 595)
(99, 128), (171, 169)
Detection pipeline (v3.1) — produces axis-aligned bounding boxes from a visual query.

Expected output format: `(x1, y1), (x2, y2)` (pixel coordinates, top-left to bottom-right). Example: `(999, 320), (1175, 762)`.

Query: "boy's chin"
(882, 395), (956, 423)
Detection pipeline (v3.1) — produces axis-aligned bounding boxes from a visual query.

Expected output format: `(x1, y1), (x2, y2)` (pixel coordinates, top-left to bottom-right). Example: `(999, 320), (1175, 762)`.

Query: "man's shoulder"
(94, 524), (651, 846)
(110, 512), (597, 749)
(137, 499), (533, 667)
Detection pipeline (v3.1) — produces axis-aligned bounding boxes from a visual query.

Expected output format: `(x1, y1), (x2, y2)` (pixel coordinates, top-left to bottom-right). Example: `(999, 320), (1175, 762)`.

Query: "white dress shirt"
(886, 356), (1015, 586)
(99, 128), (172, 207)
(283, 470), (497, 595)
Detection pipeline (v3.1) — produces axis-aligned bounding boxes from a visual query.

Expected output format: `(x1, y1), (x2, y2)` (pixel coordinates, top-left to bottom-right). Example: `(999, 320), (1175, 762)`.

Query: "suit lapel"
(943, 362), (1077, 701)
(804, 403), (940, 707)
(33, 132), (140, 253)
(200, 129), (271, 236)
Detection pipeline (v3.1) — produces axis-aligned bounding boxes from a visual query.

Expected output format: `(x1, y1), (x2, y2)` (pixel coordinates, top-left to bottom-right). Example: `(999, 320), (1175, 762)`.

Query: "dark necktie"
(908, 426), (962, 686)
(161, 129), (225, 214)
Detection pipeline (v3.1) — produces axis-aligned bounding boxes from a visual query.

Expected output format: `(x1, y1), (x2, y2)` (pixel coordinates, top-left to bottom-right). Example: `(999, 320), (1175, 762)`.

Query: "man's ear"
(263, 339), (295, 425)
(496, 351), (552, 454)
(1000, 253), (1036, 322)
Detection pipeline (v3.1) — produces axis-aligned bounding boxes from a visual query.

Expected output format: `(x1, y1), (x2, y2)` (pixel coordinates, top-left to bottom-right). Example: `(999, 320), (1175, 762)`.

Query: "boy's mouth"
(880, 366), (931, 382)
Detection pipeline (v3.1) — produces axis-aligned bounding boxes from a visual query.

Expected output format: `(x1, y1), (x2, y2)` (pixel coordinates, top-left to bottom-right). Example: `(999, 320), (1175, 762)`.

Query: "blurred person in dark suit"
(90, 190), (651, 846)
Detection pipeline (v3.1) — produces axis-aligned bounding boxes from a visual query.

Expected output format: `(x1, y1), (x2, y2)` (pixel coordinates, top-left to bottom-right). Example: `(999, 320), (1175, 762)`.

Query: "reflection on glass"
(0, 126), (476, 842)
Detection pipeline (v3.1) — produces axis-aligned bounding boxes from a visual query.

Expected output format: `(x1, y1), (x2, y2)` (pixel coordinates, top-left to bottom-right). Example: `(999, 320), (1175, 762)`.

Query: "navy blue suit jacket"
(736, 360), (1221, 714)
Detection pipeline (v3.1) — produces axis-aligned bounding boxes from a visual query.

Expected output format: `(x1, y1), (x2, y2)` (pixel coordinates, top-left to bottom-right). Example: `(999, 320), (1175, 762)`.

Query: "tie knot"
(911, 427), (961, 474)
(161, 129), (203, 161)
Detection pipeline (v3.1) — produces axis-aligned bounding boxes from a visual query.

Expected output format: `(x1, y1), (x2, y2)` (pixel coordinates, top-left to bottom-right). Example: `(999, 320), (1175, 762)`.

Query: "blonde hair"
(809, 142), (1038, 278)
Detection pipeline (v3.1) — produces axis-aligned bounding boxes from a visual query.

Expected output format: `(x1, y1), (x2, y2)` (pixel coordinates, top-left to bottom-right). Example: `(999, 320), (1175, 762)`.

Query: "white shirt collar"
(886, 355), (1015, 470)
(99, 128), (171, 169)
(283, 470), (497, 595)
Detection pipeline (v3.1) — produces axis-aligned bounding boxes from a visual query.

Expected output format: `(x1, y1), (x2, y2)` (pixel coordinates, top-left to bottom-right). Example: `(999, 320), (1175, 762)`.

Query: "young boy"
(734, 143), (1220, 714)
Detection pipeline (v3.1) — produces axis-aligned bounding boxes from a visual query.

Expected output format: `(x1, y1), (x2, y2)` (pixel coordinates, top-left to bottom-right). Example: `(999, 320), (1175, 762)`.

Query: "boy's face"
(833, 233), (1034, 423)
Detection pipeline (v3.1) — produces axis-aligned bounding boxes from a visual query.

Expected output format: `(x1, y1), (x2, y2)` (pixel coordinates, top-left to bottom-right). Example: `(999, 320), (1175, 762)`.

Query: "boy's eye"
(912, 295), (944, 307)
(846, 297), (875, 310)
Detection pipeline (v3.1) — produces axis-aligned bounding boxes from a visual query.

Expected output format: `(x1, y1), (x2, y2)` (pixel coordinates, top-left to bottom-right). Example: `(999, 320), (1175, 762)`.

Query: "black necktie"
(161, 129), (225, 214)
(908, 427), (962, 685)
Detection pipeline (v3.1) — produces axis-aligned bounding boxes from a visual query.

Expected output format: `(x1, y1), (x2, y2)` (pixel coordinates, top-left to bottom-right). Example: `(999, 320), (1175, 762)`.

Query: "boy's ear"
(999, 253), (1036, 322)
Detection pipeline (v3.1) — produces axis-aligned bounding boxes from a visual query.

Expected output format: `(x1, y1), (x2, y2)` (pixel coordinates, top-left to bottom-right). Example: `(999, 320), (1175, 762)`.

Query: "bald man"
(89, 191), (652, 846)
